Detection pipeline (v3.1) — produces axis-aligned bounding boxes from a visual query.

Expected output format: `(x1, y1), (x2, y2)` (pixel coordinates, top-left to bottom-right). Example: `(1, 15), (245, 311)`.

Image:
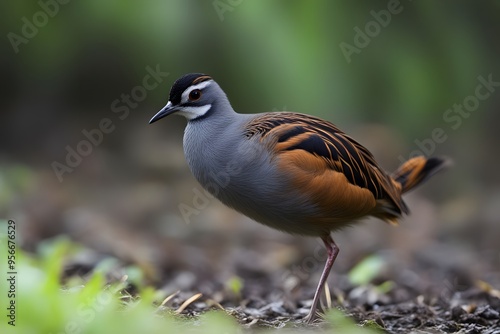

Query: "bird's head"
(149, 73), (227, 123)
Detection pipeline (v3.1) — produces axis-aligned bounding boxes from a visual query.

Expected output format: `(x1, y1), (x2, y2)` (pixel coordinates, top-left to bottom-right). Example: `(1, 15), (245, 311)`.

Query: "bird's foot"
(303, 308), (324, 324)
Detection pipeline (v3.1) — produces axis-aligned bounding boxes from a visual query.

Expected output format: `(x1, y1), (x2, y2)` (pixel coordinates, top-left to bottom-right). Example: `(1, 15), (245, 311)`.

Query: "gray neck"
(187, 91), (238, 130)
(182, 95), (243, 186)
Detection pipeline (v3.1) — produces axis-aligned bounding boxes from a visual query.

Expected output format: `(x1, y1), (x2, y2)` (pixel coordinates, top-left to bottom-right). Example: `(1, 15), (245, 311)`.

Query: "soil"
(62, 242), (500, 334)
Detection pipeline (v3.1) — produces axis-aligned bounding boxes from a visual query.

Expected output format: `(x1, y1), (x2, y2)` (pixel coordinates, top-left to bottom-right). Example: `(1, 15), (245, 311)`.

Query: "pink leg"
(304, 234), (339, 323)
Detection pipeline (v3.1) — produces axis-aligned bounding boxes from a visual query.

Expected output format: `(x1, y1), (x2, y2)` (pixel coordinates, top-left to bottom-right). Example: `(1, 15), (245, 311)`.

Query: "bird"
(149, 73), (448, 323)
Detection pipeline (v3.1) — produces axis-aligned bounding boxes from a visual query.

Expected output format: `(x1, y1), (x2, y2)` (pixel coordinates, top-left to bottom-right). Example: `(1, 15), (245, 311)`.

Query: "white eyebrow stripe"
(181, 80), (213, 103)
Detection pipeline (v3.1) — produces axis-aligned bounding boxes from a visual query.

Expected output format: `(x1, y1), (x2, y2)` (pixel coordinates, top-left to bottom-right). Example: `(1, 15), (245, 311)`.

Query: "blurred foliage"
(224, 275), (244, 299)
(1, 1), (499, 147)
(325, 310), (383, 333)
(348, 254), (386, 286)
(1, 0), (498, 192)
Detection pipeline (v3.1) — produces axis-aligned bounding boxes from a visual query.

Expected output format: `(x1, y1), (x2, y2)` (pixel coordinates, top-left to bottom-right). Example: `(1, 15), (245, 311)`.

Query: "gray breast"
(183, 116), (318, 235)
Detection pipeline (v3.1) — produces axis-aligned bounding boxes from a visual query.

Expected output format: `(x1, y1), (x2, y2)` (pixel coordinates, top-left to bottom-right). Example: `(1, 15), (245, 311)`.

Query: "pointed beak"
(149, 101), (177, 124)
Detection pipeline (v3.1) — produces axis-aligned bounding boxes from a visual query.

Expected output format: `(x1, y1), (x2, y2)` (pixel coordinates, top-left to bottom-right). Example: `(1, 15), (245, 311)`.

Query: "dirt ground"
(60, 233), (500, 333)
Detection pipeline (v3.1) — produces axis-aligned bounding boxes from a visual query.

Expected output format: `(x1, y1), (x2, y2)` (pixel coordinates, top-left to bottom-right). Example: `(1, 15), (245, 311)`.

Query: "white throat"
(178, 104), (212, 120)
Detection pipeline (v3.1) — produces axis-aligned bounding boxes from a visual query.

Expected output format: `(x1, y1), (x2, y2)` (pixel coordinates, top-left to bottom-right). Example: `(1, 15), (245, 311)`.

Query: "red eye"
(189, 89), (202, 101)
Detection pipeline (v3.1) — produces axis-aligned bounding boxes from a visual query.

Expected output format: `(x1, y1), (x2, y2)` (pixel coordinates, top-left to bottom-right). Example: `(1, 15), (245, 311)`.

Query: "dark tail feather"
(392, 156), (450, 193)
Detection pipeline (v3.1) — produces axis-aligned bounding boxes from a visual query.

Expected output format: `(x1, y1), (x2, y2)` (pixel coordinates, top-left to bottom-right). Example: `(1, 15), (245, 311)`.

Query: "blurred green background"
(1, 0), (499, 291)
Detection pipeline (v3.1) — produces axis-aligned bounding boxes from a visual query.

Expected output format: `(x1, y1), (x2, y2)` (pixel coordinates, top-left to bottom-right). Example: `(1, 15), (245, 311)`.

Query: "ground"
(57, 234), (500, 333)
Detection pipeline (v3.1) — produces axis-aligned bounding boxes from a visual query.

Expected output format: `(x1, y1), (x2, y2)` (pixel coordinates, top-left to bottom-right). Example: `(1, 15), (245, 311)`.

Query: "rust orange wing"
(244, 112), (407, 230)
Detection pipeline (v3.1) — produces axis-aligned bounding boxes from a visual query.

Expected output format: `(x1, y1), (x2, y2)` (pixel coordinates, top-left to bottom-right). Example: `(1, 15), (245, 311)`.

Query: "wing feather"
(244, 112), (407, 220)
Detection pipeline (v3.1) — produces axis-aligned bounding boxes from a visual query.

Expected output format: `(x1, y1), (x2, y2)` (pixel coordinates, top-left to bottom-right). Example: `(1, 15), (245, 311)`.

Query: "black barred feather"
(244, 112), (405, 215)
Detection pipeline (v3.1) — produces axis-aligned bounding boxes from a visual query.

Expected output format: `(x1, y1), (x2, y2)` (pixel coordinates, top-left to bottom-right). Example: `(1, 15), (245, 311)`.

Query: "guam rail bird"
(149, 73), (448, 323)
